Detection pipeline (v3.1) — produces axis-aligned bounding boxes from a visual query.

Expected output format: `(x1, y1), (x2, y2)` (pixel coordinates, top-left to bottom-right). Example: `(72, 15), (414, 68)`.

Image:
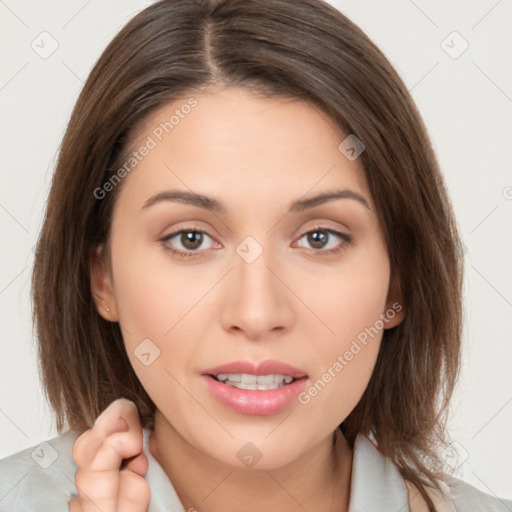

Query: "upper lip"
(202, 360), (308, 379)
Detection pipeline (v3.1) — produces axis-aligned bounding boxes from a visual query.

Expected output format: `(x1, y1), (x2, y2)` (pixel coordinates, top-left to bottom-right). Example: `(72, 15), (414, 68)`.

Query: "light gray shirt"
(0, 429), (510, 511)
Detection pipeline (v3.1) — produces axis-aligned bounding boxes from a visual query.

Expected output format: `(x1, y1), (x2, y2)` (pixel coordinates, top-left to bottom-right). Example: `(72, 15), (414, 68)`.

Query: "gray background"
(1, 0), (511, 500)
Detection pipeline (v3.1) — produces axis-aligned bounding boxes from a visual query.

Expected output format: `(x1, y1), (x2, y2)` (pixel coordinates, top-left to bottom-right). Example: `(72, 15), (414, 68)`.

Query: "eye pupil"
(308, 231), (327, 249)
(182, 231), (203, 249)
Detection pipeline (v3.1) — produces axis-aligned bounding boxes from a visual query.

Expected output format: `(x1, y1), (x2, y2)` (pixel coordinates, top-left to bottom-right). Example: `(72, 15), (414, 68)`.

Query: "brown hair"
(32, 0), (463, 509)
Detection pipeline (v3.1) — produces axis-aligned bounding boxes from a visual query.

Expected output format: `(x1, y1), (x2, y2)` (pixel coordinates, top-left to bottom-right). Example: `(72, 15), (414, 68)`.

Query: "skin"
(70, 398), (150, 512)
(90, 86), (405, 511)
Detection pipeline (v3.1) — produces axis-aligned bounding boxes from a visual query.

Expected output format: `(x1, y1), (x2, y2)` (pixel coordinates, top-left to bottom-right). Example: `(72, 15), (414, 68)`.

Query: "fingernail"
(117, 417), (129, 432)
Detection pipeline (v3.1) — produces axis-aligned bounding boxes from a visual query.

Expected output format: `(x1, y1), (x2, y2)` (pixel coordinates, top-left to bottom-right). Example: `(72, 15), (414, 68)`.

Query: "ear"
(383, 269), (406, 329)
(90, 243), (119, 322)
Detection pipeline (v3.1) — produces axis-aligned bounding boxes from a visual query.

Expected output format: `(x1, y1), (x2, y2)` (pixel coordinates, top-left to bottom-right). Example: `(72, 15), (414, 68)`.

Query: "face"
(92, 86), (404, 469)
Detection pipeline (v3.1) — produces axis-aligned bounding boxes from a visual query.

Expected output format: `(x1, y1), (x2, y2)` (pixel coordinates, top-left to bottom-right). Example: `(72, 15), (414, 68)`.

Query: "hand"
(69, 398), (150, 512)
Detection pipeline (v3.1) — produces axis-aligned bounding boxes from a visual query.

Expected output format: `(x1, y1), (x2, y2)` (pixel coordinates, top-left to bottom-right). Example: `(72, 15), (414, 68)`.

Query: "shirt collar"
(143, 429), (410, 512)
(348, 433), (410, 512)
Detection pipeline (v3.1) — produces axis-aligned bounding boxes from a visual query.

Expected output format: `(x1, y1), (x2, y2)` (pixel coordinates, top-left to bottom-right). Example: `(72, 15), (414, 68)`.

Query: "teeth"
(241, 374), (257, 384)
(214, 373), (296, 390)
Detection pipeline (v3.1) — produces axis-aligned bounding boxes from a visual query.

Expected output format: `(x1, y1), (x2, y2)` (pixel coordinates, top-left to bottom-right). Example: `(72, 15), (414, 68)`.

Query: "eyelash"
(159, 225), (353, 260)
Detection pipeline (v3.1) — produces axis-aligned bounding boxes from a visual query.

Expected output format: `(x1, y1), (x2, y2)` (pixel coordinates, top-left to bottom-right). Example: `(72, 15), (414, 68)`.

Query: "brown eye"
(306, 230), (329, 249)
(179, 231), (204, 250)
(296, 228), (352, 254)
(160, 228), (217, 259)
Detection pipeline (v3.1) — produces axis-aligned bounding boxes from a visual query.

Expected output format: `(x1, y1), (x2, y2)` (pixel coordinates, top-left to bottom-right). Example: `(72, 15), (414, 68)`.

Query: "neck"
(149, 411), (353, 512)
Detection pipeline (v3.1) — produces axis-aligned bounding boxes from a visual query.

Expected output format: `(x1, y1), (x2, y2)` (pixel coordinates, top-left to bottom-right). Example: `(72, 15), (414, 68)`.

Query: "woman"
(0, 0), (510, 510)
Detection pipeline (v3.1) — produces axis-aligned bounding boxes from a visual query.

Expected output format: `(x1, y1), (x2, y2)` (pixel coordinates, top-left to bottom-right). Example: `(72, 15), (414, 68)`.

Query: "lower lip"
(202, 375), (308, 415)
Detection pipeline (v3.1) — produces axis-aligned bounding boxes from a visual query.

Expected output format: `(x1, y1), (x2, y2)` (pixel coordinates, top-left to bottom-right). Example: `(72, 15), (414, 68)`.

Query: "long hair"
(32, 1), (464, 510)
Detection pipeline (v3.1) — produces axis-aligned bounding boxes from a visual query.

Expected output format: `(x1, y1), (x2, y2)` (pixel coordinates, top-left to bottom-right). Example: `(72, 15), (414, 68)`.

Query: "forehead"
(119, 86), (372, 211)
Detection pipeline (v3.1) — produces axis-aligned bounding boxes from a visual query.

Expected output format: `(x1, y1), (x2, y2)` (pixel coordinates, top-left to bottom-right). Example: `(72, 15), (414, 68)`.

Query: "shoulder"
(353, 433), (511, 512)
(0, 430), (81, 512)
(442, 475), (512, 512)
(405, 472), (511, 512)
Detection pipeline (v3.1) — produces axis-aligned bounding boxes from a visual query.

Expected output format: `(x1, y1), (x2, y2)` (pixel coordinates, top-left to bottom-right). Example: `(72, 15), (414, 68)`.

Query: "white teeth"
(241, 374), (257, 384)
(214, 373), (296, 390)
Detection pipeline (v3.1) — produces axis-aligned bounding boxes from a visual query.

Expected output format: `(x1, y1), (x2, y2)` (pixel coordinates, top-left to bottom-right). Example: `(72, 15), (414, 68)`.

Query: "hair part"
(32, 1), (464, 510)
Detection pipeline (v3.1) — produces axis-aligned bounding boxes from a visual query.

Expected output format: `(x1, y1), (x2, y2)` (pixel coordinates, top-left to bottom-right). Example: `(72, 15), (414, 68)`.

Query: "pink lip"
(202, 360), (308, 379)
(202, 375), (307, 415)
(201, 359), (308, 416)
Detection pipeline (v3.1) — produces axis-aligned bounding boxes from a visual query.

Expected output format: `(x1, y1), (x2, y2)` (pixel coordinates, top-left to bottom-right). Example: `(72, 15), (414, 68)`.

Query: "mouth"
(201, 360), (308, 415)
(208, 373), (301, 391)
(202, 359), (308, 388)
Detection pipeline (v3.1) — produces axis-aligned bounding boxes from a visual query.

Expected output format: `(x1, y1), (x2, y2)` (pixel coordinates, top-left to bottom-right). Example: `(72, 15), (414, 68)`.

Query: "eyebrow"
(141, 188), (371, 213)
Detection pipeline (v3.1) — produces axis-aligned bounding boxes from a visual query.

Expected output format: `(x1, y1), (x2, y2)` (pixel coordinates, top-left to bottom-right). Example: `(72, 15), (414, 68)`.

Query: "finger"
(71, 399), (146, 512)
(73, 466), (150, 512)
(92, 399), (145, 467)
(69, 496), (82, 512)
(93, 398), (140, 438)
(73, 399), (144, 472)
(74, 467), (121, 512)
(73, 428), (123, 472)
(117, 468), (151, 512)
(72, 428), (106, 467)
(120, 451), (149, 476)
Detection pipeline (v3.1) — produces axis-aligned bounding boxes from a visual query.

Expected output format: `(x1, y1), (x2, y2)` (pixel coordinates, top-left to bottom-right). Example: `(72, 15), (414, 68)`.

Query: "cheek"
(296, 245), (390, 411)
(110, 236), (201, 339)
(309, 245), (390, 351)
(108, 237), (206, 399)
(110, 246), (194, 413)
(297, 295), (386, 432)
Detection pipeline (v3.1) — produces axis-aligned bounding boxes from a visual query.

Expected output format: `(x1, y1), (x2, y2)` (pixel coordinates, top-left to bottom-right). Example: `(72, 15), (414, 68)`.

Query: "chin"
(196, 431), (309, 471)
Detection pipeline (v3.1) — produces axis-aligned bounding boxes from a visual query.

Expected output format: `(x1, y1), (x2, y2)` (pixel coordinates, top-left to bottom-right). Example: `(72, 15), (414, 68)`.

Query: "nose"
(219, 239), (295, 341)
